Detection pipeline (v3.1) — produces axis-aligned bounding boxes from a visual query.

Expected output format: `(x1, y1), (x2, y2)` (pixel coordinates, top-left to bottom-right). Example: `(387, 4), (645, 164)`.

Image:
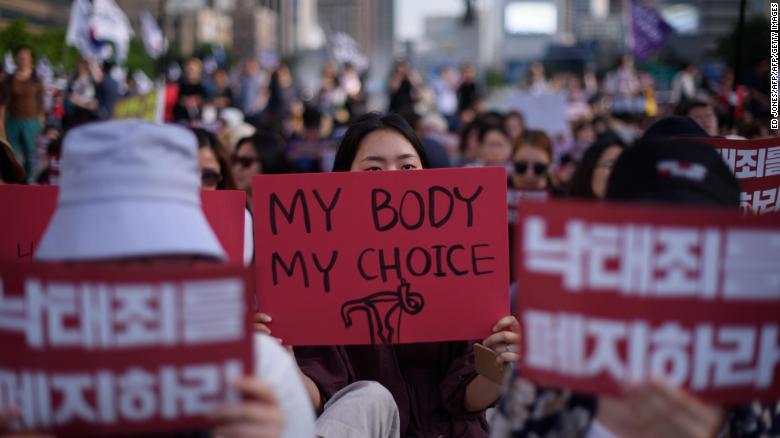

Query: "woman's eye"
(401, 164), (417, 170)
(365, 167), (382, 171)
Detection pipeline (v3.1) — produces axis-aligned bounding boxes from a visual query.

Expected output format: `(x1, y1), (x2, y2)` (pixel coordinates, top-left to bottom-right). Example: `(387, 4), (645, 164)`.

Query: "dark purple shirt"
(296, 342), (488, 437)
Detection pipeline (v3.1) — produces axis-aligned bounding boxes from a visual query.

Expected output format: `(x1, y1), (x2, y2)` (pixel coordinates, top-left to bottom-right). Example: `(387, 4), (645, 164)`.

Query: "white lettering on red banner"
(523, 216), (780, 300)
(0, 278), (245, 349)
(718, 145), (780, 214)
(0, 361), (242, 431)
(523, 310), (780, 391)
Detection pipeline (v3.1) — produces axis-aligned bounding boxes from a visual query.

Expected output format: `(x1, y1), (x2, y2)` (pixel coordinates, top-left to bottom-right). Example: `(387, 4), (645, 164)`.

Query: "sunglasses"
(201, 169), (222, 187)
(231, 155), (260, 169)
(514, 161), (548, 176)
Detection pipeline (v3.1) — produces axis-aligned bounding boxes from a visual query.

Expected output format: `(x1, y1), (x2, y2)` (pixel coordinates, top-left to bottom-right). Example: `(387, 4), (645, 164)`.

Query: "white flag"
(91, 0), (134, 63)
(66, 0), (106, 61)
(139, 11), (166, 59)
(4, 52), (15, 74)
(329, 32), (368, 71)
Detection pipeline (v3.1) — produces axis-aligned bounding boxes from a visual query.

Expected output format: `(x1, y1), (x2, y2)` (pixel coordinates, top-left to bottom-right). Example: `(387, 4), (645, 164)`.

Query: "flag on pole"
(328, 31), (368, 71)
(628, 0), (673, 60)
(67, 0), (133, 63)
(139, 11), (166, 59)
(3, 52), (15, 74)
(66, 0), (108, 61)
(91, 0), (134, 63)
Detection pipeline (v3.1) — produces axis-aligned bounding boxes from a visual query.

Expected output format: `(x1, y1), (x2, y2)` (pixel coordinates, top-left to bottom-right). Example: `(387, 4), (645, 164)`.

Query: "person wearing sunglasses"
(510, 130), (553, 191)
(193, 127), (236, 191)
(231, 131), (291, 199)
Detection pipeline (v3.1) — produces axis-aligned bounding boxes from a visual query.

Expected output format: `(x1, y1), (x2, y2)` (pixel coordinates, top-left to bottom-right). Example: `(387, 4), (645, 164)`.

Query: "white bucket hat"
(35, 120), (226, 262)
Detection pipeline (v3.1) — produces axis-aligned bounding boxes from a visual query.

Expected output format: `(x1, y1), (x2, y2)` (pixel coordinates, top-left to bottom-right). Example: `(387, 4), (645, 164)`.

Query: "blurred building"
(0, 0), (68, 31)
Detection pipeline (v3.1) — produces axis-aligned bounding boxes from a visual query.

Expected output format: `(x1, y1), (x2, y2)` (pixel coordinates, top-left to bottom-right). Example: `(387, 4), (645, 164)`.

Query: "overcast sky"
(395, 0), (465, 42)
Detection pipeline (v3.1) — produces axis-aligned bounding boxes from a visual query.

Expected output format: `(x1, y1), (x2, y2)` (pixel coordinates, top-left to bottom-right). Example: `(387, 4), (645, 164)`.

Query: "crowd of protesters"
(0, 43), (778, 438)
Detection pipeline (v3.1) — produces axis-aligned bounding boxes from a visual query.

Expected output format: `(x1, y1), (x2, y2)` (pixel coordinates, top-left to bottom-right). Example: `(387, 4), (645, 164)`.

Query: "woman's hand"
(253, 312), (272, 335)
(482, 315), (521, 366)
(596, 379), (723, 438)
(0, 407), (53, 438)
(209, 377), (284, 438)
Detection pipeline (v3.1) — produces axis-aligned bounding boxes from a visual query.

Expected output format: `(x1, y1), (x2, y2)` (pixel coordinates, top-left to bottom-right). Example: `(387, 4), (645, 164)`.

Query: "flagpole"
(729, 0), (747, 130)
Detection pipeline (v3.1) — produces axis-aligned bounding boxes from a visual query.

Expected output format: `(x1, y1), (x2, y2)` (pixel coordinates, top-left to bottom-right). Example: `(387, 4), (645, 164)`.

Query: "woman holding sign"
(257, 112), (520, 437)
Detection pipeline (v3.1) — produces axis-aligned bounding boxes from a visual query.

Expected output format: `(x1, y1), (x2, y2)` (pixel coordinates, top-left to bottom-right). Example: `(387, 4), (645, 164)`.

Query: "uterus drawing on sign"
(340, 278), (425, 344)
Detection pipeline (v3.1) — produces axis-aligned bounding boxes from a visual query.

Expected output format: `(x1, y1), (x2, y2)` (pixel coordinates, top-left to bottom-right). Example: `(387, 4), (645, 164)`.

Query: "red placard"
(252, 168), (510, 345)
(695, 137), (780, 216)
(515, 199), (780, 403)
(0, 262), (254, 437)
(0, 184), (58, 262)
(201, 189), (247, 263)
(0, 185), (245, 264)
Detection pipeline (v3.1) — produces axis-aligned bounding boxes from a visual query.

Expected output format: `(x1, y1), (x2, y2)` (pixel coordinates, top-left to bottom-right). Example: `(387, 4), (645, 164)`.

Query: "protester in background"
(1, 46), (44, 178)
(572, 119), (597, 156)
(261, 112), (521, 438)
(388, 60), (420, 115)
(286, 106), (336, 172)
(670, 62), (699, 105)
(474, 124), (513, 169)
(231, 131), (290, 199)
(173, 58), (206, 123)
(92, 61), (120, 120)
(193, 127), (236, 191)
(64, 59), (98, 130)
(0, 120), (316, 438)
(676, 99), (719, 137)
(433, 65), (459, 124)
(503, 111), (525, 143)
(568, 135), (626, 199)
(266, 63), (299, 118)
(401, 110), (451, 168)
(510, 130), (553, 191)
(457, 119), (482, 166)
(456, 63), (480, 119)
(237, 59), (267, 118)
(210, 68), (234, 111)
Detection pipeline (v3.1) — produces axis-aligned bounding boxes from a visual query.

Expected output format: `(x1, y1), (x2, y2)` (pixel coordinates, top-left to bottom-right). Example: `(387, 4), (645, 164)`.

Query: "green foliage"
(126, 37), (158, 77)
(0, 18), (163, 76)
(485, 67), (506, 89)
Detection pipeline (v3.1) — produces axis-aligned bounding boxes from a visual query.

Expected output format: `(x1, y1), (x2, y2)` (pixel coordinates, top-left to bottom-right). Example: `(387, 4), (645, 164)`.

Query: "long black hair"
(236, 130), (292, 174)
(332, 112), (430, 172)
(569, 134), (626, 199)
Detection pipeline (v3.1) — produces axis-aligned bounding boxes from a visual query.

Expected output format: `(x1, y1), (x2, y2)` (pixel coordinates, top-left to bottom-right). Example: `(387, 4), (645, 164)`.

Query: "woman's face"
(591, 145), (623, 199)
(350, 130), (422, 172)
(16, 49), (32, 70)
(512, 145), (550, 190)
(198, 146), (222, 190)
(231, 142), (262, 191)
(505, 116), (524, 141)
(479, 130), (512, 166)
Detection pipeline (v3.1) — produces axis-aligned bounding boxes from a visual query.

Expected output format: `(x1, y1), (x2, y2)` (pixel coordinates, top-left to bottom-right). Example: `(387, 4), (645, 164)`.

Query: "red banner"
(200, 189), (247, 263)
(0, 185), (246, 264)
(515, 200), (780, 403)
(0, 185), (58, 262)
(696, 137), (780, 215)
(252, 168), (510, 345)
(0, 263), (254, 436)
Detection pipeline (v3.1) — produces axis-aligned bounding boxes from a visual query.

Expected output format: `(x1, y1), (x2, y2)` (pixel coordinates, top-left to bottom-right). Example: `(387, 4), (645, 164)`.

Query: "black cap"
(641, 116), (709, 140)
(606, 137), (740, 207)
